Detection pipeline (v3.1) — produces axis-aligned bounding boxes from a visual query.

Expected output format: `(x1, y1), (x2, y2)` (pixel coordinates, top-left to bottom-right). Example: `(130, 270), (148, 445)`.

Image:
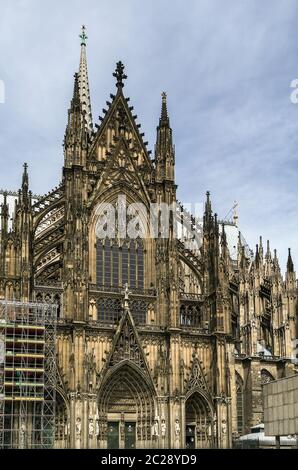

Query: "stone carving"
(186, 356), (207, 392)
(88, 418), (94, 438)
(76, 417), (82, 439)
(174, 418), (180, 439)
(151, 417), (159, 437)
(161, 417), (166, 438)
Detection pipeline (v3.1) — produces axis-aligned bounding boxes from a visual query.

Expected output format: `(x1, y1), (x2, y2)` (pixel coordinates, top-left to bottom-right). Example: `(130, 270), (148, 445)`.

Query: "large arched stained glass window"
(96, 238), (144, 290)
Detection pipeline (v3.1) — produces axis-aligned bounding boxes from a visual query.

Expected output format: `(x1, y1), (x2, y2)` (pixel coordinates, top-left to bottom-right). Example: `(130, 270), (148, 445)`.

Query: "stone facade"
(0, 31), (297, 449)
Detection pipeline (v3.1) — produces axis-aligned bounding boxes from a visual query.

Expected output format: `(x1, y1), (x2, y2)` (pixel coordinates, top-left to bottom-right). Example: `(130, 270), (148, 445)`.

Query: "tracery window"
(96, 238), (144, 289)
(260, 369), (274, 385)
(236, 374), (244, 435)
(180, 304), (202, 327)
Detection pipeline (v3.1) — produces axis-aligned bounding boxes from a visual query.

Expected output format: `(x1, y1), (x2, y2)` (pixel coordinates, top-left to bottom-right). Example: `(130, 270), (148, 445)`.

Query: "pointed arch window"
(236, 374), (244, 435)
(96, 238), (144, 290)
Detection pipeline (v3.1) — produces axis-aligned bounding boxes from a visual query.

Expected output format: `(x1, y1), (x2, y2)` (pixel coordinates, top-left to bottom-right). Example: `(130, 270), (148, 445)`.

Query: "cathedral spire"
(20, 163), (31, 210)
(259, 236), (263, 260)
(159, 91), (170, 127)
(1, 192), (9, 234)
(155, 92), (175, 182)
(78, 25), (93, 133)
(71, 73), (81, 109)
(22, 163), (29, 193)
(255, 244), (260, 268)
(64, 73), (88, 167)
(287, 248), (294, 273)
(203, 191), (213, 230)
(265, 239), (271, 261)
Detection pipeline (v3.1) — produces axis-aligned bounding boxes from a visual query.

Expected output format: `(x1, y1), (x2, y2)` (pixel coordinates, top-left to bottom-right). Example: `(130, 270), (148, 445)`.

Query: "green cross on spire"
(79, 24), (88, 46)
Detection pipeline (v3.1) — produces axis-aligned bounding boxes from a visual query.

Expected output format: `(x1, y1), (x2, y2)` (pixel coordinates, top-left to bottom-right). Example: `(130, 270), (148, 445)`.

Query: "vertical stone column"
(86, 395), (98, 448)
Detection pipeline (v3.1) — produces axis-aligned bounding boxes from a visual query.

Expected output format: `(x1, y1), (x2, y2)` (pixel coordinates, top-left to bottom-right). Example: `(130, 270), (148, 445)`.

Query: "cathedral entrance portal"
(106, 421), (136, 449)
(107, 422), (119, 449)
(98, 363), (154, 449)
(185, 392), (214, 449)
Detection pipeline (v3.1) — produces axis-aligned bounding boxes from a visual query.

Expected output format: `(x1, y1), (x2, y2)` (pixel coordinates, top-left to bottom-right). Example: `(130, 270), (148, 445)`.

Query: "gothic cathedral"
(0, 28), (297, 449)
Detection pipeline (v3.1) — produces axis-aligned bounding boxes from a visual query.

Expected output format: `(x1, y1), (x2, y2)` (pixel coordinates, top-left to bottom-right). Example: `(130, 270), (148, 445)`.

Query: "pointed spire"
(155, 92), (175, 182)
(22, 163), (28, 193)
(259, 236), (263, 260)
(287, 248), (294, 273)
(20, 163), (31, 209)
(1, 191), (9, 233)
(221, 223), (227, 247)
(113, 61), (127, 89)
(240, 245), (246, 270)
(159, 91), (170, 127)
(273, 249), (280, 273)
(78, 25), (93, 133)
(71, 73), (81, 109)
(221, 223), (229, 261)
(64, 73), (88, 167)
(204, 191), (212, 221)
(255, 244), (260, 268)
(265, 239), (271, 260)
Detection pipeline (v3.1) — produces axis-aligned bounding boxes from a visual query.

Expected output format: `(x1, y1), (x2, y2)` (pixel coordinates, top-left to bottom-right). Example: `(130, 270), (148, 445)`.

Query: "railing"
(180, 293), (204, 301)
(35, 281), (62, 289)
(88, 284), (156, 297)
(179, 324), (210, 334)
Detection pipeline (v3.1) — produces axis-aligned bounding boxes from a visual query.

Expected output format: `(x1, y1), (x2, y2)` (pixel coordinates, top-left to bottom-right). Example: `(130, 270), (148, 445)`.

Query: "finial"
(206, 191), (210, 205)
(160, 91), (169, 126)
(22, 163), (28, 188)
(79, 25), (88, 46)
(265, 240), (271, 260)
(287, 248), (294, 273)
(72, 73), (80, 105)
(113, 61), (127, 89)
(204, 191), (212, 219)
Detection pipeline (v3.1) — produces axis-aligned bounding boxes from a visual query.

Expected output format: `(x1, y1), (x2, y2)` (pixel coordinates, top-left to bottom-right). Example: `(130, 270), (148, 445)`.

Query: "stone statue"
(96, 418), (100, 437)
(88, 418), (94, 438)
(64, 421), (70, 437)
(221, 419), (227, 435)
(76, 417), (82, 439)
(161, 418), (166, 438)
(20, 418), (26, 448)
(151, 417), (159, 437)
(175, 418), (180, 438)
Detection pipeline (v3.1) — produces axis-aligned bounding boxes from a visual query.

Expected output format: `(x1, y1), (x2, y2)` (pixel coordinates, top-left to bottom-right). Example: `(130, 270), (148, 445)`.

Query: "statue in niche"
(151, 417), (159, 437)
(76, 417), (82, 439)
(175, 418), (180, 439)
(88, 418), (94, 438)
(161, 417), (166, 438)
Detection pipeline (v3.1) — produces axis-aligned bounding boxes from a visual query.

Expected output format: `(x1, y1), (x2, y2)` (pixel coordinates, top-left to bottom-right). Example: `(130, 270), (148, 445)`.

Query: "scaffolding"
(0, 300), (57, 449)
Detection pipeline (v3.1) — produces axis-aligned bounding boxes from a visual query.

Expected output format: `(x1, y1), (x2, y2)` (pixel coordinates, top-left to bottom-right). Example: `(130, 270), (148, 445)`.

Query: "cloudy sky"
(0, 0), (297, 270)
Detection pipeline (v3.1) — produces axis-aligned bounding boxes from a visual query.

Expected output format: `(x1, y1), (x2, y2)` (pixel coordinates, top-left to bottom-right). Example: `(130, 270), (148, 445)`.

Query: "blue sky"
(0, 0), (297, 271)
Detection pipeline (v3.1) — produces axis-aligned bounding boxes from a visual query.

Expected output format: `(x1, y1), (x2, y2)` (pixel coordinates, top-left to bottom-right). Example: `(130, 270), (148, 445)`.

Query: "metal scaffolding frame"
(0, 300), (56, 448)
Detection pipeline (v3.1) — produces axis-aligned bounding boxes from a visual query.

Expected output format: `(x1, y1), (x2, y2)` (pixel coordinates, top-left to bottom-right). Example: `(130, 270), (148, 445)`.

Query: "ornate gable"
(186, 356), (209, 393)
(105, 305), (148, 371)
(89, 63), (154, 177)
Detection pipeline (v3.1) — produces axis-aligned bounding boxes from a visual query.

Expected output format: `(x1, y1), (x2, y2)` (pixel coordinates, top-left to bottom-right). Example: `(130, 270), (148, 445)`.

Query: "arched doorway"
(54, 391), (69, 449)
(235, 373), (244, 436)
(185, 391), (214, 449)
(98, 362), (155, 449)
